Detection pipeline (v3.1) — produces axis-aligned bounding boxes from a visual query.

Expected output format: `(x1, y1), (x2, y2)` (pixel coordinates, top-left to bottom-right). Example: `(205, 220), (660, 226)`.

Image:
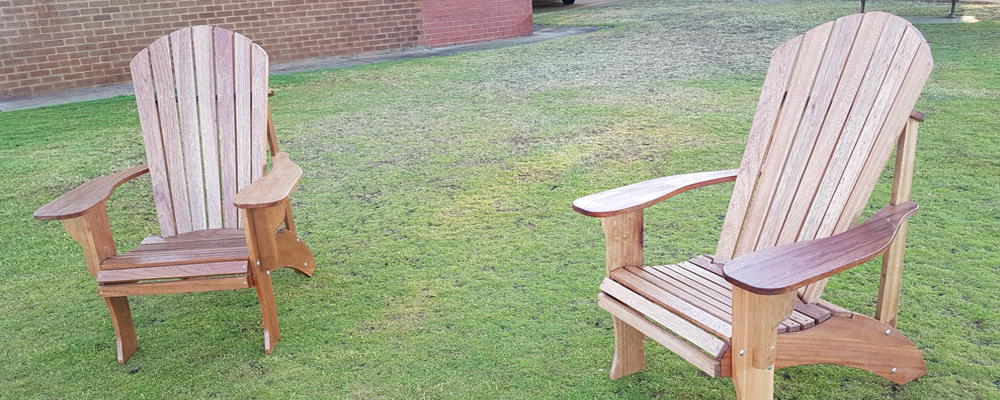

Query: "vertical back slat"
(801, 40), (932, 301)
(814, 27), (922, 237)
(775, 12), (890, 245)
(734, 21), (834, 257)
(149, 35), (193, 234)
(171, 28), (208, 231)
(714, 36), (802, 263)
(798, 15), (909, 241)
(131, 49), (177, 237)
(234, 34), (252, 221)
(250, 44), (268, 183)
(835, 40), (932, 233)
(215, 27), (238, 229)
(753, 15), (862, 250)
(193, 26), (223, 229)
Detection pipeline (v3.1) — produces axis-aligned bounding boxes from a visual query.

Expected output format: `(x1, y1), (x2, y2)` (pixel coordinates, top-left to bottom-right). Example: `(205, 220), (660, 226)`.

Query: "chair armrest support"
(34, 164), (150, 221)
(573, 169), (739, 217)
(723, 202), (919, 295)
(234, 152), (302, 209)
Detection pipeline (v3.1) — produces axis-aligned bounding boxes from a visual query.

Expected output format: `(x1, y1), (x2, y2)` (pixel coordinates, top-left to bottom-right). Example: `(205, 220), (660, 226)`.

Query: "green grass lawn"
(2, 0), (999, 398)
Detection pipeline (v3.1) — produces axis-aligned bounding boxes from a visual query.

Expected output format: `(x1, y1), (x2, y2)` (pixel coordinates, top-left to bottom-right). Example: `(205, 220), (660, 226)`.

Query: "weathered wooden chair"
(573, 13), (932, 398)
(33, 26), (316, 363)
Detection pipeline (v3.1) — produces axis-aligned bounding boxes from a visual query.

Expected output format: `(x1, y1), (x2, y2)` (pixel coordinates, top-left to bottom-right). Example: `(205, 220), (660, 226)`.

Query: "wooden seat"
(34, 26), (316, 363)
(573, 12), (933, 398)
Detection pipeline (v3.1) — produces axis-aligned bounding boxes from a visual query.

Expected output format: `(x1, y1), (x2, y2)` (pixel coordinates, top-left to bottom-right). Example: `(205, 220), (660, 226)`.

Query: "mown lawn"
(1, 0), (998, 398)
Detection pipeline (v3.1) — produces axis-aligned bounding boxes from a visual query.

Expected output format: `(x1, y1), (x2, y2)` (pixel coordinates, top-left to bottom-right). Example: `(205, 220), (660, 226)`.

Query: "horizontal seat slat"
(98, 275), (250, 297)
(601, 256), (847, 356)
(795, 300), (833, 323)
(598, 293), (723, 377)
(601, 277), (729, 357)
(101, 248), (248, 269)
(633, 266), (733, 323)
(102, 229), (249, 270)
(96, 261), (248, 284)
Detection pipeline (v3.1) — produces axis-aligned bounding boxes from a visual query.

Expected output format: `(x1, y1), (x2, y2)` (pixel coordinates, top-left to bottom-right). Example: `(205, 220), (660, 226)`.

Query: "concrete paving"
(533, 0), (633, 14)
(0, 25), (598, 112)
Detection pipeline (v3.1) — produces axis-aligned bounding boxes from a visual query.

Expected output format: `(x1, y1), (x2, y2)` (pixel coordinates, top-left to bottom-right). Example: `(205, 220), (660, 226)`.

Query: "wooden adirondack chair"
(572, 13), (932, 398)
(33, 26), (316, 363)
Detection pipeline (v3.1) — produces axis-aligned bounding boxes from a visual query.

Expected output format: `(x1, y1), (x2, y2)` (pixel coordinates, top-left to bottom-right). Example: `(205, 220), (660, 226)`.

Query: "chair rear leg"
(610, 316), (645, 380)
(104, 296), (137, 363)
(254, 272), (280, 354)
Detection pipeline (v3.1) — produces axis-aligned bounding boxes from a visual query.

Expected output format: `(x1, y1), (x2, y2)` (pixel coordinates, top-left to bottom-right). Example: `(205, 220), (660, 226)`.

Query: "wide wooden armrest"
(723, 201), (919, 295)
(234, 152), (302, 209)
(34, 164), (150, 221)
(572, 169), (739, 217)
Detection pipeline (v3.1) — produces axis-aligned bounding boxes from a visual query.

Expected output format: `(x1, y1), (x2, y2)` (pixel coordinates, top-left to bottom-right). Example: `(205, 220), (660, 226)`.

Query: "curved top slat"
(129, 26), (271, 237)
(714, 12), (933, 268)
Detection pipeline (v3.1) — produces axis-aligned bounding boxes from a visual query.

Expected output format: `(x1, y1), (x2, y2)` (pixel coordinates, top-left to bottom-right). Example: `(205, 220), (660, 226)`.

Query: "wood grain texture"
(775, 12), (890, 247)
(251, 44), (268, 183)
(572, 169), (738, 217)
(215, 27), (239, 229)
(274, 228), (316, 276)
(60, 203), (117, 277)
(876, 118), (920, 327)
(234, 34), (252, 198)
(150, 34), (193, 235)
(612, 269), (733, 340)
(829, 41), (933, 237)
(172, 28), (209, 232)
(34, 164), (149, 220)
(193, 25), (223, 230)
(816, 25), (924, 238)
(99, 228), (247, 270)
(735, 21), (834, 257)
(98, 275), (250, 297)
(753, 15), (861, 250)
(598, 293), (722, 378)
(714, 35), (802, 263)
(233, 152), (303, 209)
(601, 278), (728, 356)
(131, 49), (177, 236)
(724, 202), (918, 295)
(730, 288), (796, 400)
(599, 210), (643, 275)
(267, 102), (280, 156)
(104, 297), (137, 363)
(610, 314), (646, 380)
(96, 261), (247, 283)
(242, 204), (287, 354)
(815, 299), (852, 318)
(798, 13), (909, 242)
(774, 313), (926, 384)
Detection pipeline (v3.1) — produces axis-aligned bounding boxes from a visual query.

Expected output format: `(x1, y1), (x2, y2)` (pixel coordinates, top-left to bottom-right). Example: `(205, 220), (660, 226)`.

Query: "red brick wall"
(0, 0), (533, 100)
(1, 0), (424, 100)
(422, 0), (533, 47)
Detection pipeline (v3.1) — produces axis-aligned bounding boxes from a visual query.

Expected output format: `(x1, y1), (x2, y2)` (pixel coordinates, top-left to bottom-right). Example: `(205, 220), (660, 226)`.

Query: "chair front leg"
(61, 204), (116, 278)
(600, 210), (645, 379)
(731, 288), (796, 400)
(242, 205), (287, 354)
(105, 297), (137, 363)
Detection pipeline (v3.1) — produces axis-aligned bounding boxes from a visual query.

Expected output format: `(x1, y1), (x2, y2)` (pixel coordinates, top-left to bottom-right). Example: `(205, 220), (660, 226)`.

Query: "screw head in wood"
(885, 329), (891, 335)
(266, 270), (270, 275)
(739, 350), (745, 356)
(304, 262), (307, 266)
(256, 261), (260, 266)
(892, 368), (897, 373)
(767, 365), (773, 370)
(296, 238), (300, 242)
